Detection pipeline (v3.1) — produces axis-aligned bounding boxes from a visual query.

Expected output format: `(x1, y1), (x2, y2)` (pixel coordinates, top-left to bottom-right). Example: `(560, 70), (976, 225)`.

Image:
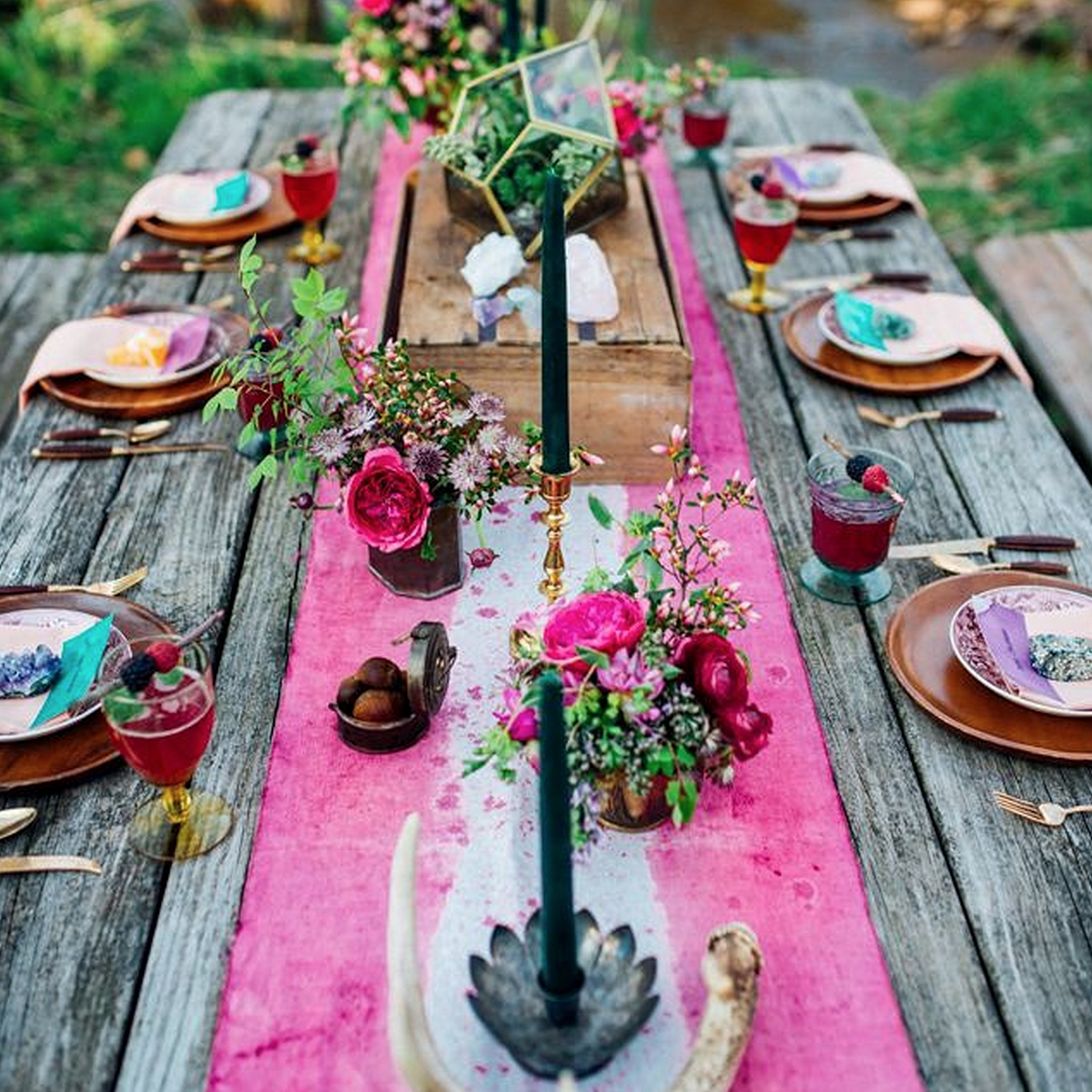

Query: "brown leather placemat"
(137, 170), (297, 245)
(38, 304), (248, 420)
(0, 593), (174, 791)
(781, 293), (996, 395)
(886, 571), (1092, 762)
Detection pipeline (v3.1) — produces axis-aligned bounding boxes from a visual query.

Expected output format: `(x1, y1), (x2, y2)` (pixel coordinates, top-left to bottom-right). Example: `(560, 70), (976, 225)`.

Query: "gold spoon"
(931, 554), (1070, 577)
(41, 419), (173, 445)
(0, 807), (37, 841)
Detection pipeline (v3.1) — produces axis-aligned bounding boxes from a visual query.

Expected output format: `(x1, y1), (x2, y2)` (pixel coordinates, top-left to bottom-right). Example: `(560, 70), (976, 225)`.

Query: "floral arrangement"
(607, 79), (666, 158)
(337, 0), (504, 137)
(662, 57), (731, 105)
(467, 426), (772, 844)
(205, 242), (527, 558)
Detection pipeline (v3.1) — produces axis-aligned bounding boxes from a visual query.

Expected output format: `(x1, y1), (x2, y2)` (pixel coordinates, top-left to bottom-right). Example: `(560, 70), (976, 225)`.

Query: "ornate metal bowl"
(468, 908), (658, 1078)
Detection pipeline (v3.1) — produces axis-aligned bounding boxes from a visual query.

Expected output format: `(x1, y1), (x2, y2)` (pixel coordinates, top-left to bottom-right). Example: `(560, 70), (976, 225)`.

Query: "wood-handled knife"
(890, 535), (1079, 559)
(33, 442), (230, 459)
(0, 856), (102, 876)
(781, 271), (932, 293)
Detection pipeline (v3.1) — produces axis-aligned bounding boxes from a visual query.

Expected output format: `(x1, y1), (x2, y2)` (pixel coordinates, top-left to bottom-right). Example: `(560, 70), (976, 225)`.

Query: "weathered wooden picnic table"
(2, 81), (1091, 1092)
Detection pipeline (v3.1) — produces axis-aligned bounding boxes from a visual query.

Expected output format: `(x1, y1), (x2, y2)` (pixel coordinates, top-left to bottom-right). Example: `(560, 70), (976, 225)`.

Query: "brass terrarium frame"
(443, 39), (626, 258)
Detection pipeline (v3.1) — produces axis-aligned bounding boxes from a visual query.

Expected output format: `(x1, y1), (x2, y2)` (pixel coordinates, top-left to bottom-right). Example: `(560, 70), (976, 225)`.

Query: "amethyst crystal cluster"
(0, 645), (62, 699)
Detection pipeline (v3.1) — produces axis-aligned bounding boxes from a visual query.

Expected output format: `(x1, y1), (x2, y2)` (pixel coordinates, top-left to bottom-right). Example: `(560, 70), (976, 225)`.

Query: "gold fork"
(993, 789), (1092, 828)
(0, 566), (148, 597)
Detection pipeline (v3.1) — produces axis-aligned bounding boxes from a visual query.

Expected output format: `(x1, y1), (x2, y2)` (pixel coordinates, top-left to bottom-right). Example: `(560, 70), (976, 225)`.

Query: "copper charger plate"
(38, 302), (249, 420)
(797, 194), (903, 224)
(136, 170), (297, 245)
(0, 592), (174, 791)
(782, 293), (997, 395)
(886, 571), (1092, 762)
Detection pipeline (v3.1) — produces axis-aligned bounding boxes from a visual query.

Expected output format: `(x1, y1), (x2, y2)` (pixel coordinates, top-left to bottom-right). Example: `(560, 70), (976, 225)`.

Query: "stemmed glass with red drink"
(103, 638), (234, 861)
(728, 179), (799, 314)
(681, 90), (730, 162)
(800, 447), (914, 605)
(281, 135), (342, 266)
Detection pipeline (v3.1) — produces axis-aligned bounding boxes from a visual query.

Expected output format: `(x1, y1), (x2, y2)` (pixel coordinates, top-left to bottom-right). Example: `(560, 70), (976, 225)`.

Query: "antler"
(387, 814), (761, 1092)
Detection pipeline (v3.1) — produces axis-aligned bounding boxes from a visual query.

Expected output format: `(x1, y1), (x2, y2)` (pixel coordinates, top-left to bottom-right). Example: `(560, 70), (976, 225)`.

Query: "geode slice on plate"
(1029, 633), (1092, 682)
(0, 645), (62, 698)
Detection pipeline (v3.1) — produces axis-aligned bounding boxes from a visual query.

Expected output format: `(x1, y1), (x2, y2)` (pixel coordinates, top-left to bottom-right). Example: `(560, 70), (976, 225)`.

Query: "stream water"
(644, 0), (1010, 97)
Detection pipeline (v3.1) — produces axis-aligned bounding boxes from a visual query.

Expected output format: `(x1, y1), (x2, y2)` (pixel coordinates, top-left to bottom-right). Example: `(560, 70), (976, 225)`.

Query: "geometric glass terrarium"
(425, 39), (627, 258)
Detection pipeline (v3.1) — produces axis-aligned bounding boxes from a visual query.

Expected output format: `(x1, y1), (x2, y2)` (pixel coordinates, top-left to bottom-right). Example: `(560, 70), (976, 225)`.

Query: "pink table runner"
(207, 138), (923, 1092)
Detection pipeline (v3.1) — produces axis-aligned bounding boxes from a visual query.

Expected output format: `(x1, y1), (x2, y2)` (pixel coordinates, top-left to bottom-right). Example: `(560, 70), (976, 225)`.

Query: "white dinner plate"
(153, 170), (271, 227)
(0, 608), (130, 743)
(949, 585), (1092, 719)
(817, 289), (959, 366)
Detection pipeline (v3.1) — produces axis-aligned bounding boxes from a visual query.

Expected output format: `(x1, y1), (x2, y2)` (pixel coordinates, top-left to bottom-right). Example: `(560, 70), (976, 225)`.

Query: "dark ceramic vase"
(367, 503), (465, 599)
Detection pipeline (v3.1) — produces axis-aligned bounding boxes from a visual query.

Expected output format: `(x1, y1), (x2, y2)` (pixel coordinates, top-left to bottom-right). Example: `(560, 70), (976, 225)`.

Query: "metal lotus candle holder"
(531, 454), (579, 604)
(468, 908), (658, 1078)
(387, 814), (763, 1092)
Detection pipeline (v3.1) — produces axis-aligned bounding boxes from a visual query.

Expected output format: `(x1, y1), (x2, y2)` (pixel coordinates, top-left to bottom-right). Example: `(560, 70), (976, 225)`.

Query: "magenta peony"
(542, 591), (646, 663)
(674, 632), (749, 722)
(345, 446), (432, 553)
(358, 0), (394, 15)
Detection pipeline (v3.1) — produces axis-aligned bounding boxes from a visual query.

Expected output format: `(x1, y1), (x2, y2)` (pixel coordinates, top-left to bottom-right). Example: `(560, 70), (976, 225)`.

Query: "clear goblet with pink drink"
(102, 638), (234, 861)
(728, 179), (798, 314)
(281, 135), (342, 267)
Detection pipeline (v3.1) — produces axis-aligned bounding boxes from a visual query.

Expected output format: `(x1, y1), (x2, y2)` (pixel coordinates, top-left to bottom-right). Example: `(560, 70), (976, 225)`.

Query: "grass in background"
(858, 60), (1092, 275)
(0, 5), (338, 252)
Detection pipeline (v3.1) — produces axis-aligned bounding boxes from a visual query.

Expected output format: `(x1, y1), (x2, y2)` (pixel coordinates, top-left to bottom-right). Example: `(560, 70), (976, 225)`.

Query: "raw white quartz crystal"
(565, 234), (619, 323)
(460, 232), (526, 298)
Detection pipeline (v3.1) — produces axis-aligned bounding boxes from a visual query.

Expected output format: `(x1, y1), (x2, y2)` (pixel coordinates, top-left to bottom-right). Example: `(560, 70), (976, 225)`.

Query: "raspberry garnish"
(862, 464), (890, 494)
(147, 641), (181, 673)
(760, 180), (786, 200)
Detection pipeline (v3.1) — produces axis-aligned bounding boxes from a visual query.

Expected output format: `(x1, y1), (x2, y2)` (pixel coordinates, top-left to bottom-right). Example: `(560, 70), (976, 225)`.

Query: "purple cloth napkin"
(974, 600), (1062, 704)
(161, 315), (211, 375)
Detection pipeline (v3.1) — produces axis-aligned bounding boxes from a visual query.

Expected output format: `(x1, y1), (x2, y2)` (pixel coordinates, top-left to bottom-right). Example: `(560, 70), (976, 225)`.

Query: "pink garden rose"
(542, 591), (646, 663)
(358, 0), (393, 15)
(498, 687), (538, 742)
(345, 446), (432, 553)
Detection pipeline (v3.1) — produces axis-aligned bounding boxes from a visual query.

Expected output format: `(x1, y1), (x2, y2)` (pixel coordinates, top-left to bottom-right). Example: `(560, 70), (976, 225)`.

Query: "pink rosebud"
(467, 547), (498, 569)
(400, 66), (426, 98)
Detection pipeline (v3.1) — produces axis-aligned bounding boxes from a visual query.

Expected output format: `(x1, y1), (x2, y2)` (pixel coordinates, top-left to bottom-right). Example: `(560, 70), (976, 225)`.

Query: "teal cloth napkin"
(834, 291), (914, 352)
(30, 614), (113, 728)
(212, 172), (250, 213)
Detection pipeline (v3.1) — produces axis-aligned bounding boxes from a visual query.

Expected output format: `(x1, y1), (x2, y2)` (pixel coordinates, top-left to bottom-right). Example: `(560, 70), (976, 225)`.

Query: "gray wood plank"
(976, 229), (1092, 471)
(0, 89), (370, 1092)
(113, 90), (386, 1092)
(671, 90), (1022, 1091)
(695, 78), (1092, 1092)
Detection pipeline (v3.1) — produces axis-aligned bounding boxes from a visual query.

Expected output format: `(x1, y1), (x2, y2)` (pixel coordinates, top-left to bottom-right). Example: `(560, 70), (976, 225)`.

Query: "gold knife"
(890, 535), (1079, 559)
(33, 442), (230, 460)
(0, 856), (102, 875)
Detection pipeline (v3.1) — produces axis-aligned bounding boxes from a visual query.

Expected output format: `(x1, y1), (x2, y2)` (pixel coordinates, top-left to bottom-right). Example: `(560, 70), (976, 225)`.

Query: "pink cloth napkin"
(110, 175), (197, 247)
(854, 289), (1032, 388)
(20, 313), (210, 408)
(791, 151), (926, 216)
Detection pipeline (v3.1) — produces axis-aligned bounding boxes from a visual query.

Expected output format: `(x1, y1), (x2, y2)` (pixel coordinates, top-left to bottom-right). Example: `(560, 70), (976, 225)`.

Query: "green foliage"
(0, 6), (335, 252)
(858, 60), (1092, 271)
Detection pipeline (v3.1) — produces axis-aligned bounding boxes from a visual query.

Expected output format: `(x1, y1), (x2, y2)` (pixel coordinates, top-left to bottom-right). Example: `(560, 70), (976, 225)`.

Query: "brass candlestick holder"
(531, 454), (580, 604)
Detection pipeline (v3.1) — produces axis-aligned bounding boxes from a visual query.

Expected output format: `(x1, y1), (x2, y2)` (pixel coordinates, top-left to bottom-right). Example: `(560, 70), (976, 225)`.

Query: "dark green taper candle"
(540, 172), (570, 475)
(537, 670), (581, 1001)
(503, 0), (521, 55)
(534, 0), (548, 37)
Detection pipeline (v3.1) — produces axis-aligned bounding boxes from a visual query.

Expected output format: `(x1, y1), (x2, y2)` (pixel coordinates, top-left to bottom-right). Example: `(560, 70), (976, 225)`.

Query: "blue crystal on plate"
(1029, 634), (1092, 682)
(0, 645), (63, 698)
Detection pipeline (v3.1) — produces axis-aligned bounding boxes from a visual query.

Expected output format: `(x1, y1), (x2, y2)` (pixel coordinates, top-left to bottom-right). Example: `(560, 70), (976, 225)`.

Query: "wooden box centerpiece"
(381, 159), (693, 484)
